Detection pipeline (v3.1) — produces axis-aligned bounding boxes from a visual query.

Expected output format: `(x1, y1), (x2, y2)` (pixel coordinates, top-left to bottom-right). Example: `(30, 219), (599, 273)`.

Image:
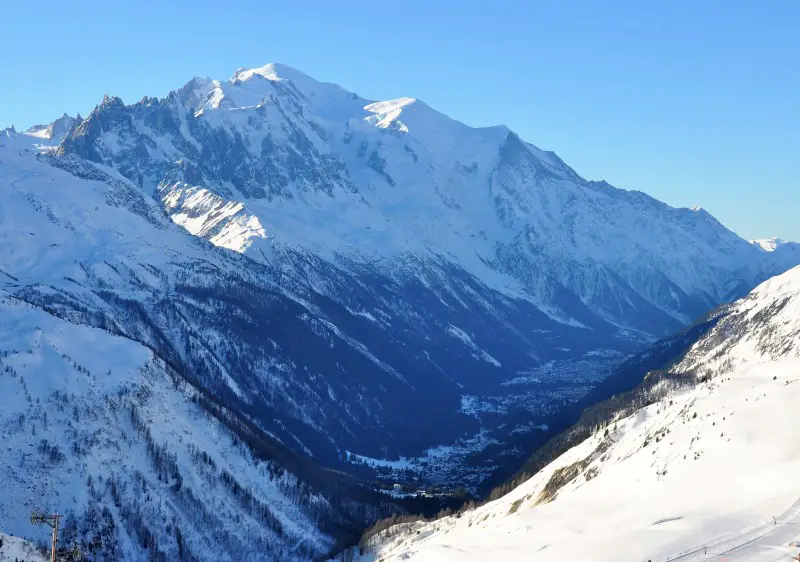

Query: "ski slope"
(363, 266), (800, 562)
(664, 496), (800, 560)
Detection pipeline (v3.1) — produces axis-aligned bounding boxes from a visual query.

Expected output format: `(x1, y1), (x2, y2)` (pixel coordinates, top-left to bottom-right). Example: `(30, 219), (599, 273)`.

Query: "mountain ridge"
(51, 62), (799, 334)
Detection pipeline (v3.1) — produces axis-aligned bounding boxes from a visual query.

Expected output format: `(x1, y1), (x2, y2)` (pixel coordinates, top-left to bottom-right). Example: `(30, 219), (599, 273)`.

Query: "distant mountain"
(25, 113), (82, 144)
(359, 265), (800, 561)
(751, 236), (790, 252)
(1, 63), (799, 561)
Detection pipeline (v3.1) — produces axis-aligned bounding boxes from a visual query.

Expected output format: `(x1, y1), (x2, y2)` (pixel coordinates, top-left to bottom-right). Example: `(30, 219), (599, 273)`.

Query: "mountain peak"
(229, 62), (310, 84)
(18, 113), (79, 144)
(750, 236), (788, 252)
(99, 93), (125, 110)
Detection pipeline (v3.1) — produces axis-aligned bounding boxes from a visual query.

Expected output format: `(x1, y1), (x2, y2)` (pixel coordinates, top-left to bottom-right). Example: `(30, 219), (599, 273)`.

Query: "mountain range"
(1, 63), (798, 560)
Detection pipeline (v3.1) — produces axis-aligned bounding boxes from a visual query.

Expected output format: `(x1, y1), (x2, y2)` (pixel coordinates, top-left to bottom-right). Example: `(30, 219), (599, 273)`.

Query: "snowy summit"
(751, 236), (789, 252)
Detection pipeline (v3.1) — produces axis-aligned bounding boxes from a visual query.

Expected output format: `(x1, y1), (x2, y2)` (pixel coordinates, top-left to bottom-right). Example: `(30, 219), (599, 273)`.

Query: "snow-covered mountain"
(0, 129), (415, 561)
(359, 265), (800, 562)
(25, 113), (82, 145)
(56, 63), (796, 333)
(751, 236), (790, 252)
(2, 63), (799, 560)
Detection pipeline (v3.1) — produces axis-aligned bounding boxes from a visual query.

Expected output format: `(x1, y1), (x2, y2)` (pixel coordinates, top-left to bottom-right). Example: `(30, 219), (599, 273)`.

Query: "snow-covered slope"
(0, 532), (47, 562)
(24, 113), (82, 146)
(751, 237), (789, 252)
(0, 297), (333, 561)
(361, 266), (800, 562)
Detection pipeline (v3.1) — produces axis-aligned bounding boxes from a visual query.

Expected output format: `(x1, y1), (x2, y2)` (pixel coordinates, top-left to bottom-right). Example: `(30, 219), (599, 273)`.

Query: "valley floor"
(361, 359), (800, 562)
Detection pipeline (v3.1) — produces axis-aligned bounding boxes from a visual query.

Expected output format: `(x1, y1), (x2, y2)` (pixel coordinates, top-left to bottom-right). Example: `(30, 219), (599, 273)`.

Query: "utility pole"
(30, 511), (61, 562)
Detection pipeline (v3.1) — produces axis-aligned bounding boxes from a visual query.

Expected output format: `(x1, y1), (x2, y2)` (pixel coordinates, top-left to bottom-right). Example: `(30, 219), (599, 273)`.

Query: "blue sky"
(1, 0), (797, 241)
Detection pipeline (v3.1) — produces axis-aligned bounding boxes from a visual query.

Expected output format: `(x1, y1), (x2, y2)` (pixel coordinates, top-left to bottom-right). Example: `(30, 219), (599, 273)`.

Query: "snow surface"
(160, 180), (268, 253)
(0, 292), (332, 559)
(751, 237), (789, 252)
(0, 532), (47, 562)
(447, 325), (502, 367)
(362, 266), (800, 562)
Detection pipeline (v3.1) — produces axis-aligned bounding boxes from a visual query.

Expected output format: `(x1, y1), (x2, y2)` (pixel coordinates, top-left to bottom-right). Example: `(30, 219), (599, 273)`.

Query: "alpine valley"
(0, 63), (797, 561)
(357, 262), (800, 562)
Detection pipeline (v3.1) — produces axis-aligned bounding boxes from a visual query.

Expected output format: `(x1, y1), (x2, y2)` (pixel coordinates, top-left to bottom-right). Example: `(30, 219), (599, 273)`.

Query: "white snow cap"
(750, 236), (788, 252)
(229, 62), (311, 84)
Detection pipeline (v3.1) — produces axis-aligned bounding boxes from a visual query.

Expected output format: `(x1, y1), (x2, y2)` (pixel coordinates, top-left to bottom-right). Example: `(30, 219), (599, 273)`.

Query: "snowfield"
(751, 237), (789, 252)
(0, 532), (47, 562)
(362, 266), (800, 562)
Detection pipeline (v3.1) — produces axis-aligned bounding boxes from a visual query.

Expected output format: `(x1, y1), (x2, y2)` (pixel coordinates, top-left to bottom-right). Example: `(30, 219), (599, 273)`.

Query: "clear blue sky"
(1, 0), (797, 241)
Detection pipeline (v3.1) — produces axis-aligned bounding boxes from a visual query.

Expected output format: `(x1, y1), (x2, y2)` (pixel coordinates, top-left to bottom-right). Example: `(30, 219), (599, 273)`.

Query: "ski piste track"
(662, 497), (800, 561)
